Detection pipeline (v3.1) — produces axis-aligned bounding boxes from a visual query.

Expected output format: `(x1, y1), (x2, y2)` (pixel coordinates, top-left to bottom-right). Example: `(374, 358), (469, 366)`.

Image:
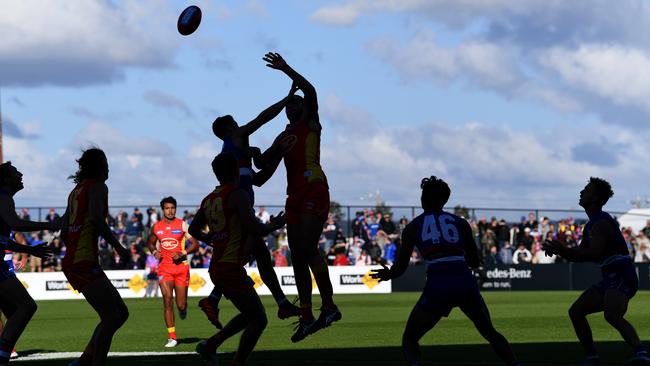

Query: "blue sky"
(3, 0), (650, 214)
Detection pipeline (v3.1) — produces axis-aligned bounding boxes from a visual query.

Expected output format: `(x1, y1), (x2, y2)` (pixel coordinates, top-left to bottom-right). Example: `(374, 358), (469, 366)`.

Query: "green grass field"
(12, 291), (650, 365)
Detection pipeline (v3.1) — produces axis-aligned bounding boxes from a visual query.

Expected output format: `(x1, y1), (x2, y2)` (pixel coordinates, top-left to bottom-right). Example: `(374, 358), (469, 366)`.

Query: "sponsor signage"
(15, 266), (391, 300)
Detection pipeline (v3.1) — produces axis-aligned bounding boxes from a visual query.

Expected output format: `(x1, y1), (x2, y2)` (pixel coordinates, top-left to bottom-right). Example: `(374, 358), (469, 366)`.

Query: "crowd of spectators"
(9, 206), (650, 275)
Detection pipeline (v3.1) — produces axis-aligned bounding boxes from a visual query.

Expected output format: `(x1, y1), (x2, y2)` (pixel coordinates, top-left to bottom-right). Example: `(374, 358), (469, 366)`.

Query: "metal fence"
(17, 204), (650, 237)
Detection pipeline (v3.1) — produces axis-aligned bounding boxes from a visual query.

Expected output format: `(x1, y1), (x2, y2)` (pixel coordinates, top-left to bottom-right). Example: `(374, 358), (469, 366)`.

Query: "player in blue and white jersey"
(371, 176), (519, 366)
(543, 177), (650, 366)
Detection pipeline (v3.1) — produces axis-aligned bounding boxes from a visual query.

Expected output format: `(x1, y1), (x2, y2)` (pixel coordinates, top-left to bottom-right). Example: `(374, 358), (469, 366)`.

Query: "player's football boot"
(196, 340), (220, 366)
(290, 317), (317, 343)
(179, 307), (187, 320)
(9, 349), (17, 359)
(316, 306), (342, 329)
(277, 301), (300, 320)
(198, 298), (223, 329)
(165, 338), (178, 348)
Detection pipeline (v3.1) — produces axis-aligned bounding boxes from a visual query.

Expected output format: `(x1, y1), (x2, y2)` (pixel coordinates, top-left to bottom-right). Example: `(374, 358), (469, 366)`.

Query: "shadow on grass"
(176, 337), (202, 344)
(20, 341), (650, 365)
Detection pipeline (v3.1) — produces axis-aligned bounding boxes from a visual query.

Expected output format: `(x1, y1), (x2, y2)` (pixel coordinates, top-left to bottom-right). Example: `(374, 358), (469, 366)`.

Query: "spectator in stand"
(29, 232), (44, 272)
(145, 251), (160, 298)
(19, 208), (30, 221)
(477, 216), (489, 240)
(512, 243), (532, 265)
(379, 213), (397, 239)
(495, 219), (510, 248)
(520, 228), (534, 249)
(355, 249), (371, 266)
(46, 208), (60, 225)
(146, 207), (159, 228)
(526, 212), (538, 230)
(190, 247), (205, 268)
(398, 216), (409, 235)
(256, 206), (271, 224)
(533, 238), (556, 264)
(498, 242), (514, 265)
(125, 215), (143, 244)
(367, 215), (381, 241)
(273, 245), (290, 267)
(540, 217), (551, 241)
(322, 214), (339, 256)
(480, 229), (497, 258)
(383, 240), (396, 265)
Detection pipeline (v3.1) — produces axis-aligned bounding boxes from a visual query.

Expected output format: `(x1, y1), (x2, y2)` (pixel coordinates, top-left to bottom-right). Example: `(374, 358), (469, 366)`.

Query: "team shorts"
(0, 262), (15, 283)
(209, 262), (254, 299)
(158, 263), (190, 287)
(593, 258), (638, 299)
(63, 261), (108, 292)
(285, 182), (330, 225)
(417, 261), (485, 317)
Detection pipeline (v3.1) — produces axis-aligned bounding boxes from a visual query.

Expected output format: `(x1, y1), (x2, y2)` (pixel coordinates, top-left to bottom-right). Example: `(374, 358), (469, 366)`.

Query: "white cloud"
(539, 45), (650, 112)
(0, 0), (178, 86)
(368, 31), (522, 91)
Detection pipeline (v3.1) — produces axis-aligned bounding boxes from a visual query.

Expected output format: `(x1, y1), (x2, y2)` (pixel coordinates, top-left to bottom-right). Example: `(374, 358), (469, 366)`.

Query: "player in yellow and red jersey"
(190, 153), (285, 366)
(147, 196), (199, 348)
(256, 52), (340, 343)
(60, 148), (130, 366)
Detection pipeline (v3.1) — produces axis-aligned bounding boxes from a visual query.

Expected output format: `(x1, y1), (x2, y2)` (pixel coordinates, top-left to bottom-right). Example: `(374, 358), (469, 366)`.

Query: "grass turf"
(12, 291), (650, 365)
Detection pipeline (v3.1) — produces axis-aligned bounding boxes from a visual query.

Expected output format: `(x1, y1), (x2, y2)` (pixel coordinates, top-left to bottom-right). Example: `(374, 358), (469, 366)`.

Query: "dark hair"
(420, 176), (450, 210)
(69, 148), (108, 184)
(588, 177), (614, 206)
(211, 153), (238, 183)
(212, 115), (235, 139)
(160, 196), (177, 209)
(0, 161), (13, 184)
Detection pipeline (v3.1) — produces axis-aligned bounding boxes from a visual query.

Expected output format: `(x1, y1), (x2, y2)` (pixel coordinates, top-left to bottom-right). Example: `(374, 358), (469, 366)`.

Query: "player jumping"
(255, 52), (340, 342)
(543, 177), (650, 366)
(0, 162), (56, 366)
(147, 196), (199, 348)
(371, 176), (519, 366)
(200, 84), (301, 328)
(61, 148), (130, 366)
(190, 153), (286, 366)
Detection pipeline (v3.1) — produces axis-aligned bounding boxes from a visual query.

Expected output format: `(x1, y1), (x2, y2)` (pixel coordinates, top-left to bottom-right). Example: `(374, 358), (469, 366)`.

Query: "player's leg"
(300, 213), (340, 327)
(568, 287), (604, 363)
(402, 305), (442, 366)
(602, 289), (648, 361)
(174, 283), (188, 320)
(249, 235), (298, 319)
(81, 277), (129, 366)
(0, 278), (36, 365)
(287, 222), (313, 319)
(199, 285), (224, 329)
(460, 296), (519, 365)
(159, 279), (177, 346)
(228, 289), (268, 365)
(174, 265), (189, 320)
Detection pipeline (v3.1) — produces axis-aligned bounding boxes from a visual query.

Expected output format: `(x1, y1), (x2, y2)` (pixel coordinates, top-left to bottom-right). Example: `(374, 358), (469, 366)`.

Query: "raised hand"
(269, 211), (286, 230)
(263, 52), (287, 70)
(370, 263), (391, 282)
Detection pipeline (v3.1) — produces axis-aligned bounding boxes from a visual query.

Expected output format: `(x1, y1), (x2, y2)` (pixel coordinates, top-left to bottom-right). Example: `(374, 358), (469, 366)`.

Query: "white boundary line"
(14, 351), (197, 361)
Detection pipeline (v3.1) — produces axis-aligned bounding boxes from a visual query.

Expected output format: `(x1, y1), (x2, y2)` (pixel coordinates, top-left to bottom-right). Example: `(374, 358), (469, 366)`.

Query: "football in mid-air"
(177, 5), (202, 36)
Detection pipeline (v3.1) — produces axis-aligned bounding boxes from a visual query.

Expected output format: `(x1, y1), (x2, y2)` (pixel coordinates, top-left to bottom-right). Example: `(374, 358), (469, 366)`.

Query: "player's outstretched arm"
(229, 189), (285, 235)
(0, 194), (59, 232)
(3, 237), (52, 259)
(263, 52), (318, 120)
(254, 132), (287, 172)
(371, 225), (415, 281)
(88, 182), (129, 258)
(543, 222), (606, 262)
(252, 151), (282, 187)
(240, 84), (300, 138)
